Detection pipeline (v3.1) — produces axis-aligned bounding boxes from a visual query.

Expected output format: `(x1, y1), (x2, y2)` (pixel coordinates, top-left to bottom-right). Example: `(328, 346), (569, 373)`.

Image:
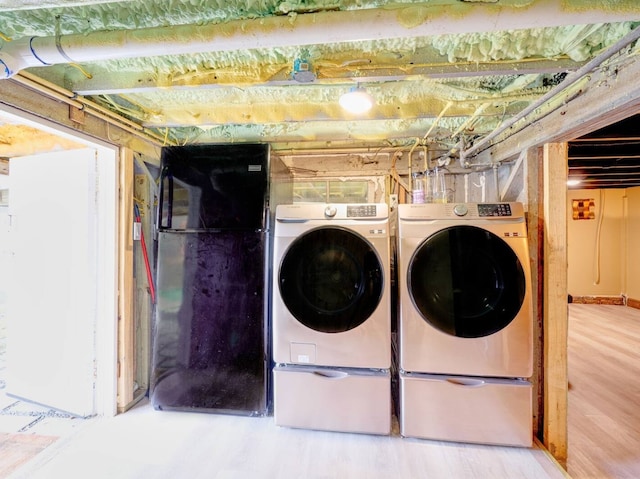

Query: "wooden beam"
(0, 78), (161, 162)
(542, 142), (569, 466)
(59, 50), (585, 96)
(117, 147), (135, 412)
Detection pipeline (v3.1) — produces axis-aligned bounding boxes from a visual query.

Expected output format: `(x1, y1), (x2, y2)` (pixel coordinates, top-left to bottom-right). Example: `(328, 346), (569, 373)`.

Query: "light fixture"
(339, 86), (374, 114)
(567, 179), (582, 186)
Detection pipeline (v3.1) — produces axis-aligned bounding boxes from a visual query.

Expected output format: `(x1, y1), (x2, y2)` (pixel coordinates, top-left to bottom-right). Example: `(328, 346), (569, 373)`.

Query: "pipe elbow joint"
(0, 37), (37, 79)
(0, 51), (19, 79)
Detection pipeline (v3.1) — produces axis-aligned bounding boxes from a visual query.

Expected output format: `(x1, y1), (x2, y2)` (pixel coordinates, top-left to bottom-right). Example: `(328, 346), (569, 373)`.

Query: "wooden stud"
(117, 148), (135, 412)
(542, 142), (569, 466)
(133, 173), (153, 397)
(0, 158), (9, 175)
(526, 146), (544, 439)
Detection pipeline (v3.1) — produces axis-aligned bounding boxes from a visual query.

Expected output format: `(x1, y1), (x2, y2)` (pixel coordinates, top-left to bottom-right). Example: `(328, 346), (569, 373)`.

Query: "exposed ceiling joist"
(0, 0), (640, 187)
(63, 54), (586, 97)
(0, 1), (634, 77)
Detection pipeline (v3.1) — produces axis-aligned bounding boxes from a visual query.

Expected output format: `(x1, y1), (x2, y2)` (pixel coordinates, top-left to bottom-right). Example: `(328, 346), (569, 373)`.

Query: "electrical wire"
(134, 202), (156, 304)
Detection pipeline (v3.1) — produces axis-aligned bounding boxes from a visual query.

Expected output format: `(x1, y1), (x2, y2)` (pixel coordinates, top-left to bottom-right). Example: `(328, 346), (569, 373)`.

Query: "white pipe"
(464, 174), (469, 203)
(462, 23), (640, 159)
(1, 1), (639, 79)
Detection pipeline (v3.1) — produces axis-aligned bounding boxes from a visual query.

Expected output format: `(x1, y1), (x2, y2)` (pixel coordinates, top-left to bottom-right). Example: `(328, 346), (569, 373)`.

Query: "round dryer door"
(408, 225), (526, 338)
(279, 226), (384, 333)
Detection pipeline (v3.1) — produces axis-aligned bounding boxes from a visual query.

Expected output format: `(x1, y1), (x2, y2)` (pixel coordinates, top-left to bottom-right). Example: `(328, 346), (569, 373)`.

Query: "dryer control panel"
(478, 203), (512, 217)
(398, 202), (524, 221)
(347, 204), (378, 217)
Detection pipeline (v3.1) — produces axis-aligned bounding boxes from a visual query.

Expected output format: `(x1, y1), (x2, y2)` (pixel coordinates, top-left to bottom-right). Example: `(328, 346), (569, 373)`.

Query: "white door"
(7, 148), (106, 417)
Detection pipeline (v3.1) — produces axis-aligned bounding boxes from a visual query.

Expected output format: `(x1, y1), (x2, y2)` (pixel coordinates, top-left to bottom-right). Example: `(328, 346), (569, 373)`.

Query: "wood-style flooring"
(567, 304), (640, 479)
(7, 399), (568, 479)
(0, 433), (57, 477)
(13, 305), (638, 478)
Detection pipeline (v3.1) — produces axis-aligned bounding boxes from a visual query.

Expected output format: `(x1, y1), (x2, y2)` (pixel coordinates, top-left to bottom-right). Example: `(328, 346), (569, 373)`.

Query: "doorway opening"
(0, 105), (118, 431)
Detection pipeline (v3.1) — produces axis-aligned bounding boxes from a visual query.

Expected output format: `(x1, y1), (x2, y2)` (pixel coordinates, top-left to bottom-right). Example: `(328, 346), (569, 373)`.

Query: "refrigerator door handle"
(157, 170), (174, 230)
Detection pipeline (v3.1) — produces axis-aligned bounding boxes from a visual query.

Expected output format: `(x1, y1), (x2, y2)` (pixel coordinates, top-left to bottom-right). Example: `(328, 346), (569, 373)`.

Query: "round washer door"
(408, 225), (526, 338)
(279, 226), (384, 333)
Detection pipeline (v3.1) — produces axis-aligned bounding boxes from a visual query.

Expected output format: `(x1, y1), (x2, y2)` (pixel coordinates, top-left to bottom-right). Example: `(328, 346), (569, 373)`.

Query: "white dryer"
(398, 202), (532, 377)
(397, 202), (533, 446)
(272, 203), (391, 435)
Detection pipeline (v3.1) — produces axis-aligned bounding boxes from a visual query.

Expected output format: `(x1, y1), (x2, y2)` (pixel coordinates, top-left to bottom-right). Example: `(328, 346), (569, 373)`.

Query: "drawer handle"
(312, 370), (349, 379)
(446, 378), (486, 387)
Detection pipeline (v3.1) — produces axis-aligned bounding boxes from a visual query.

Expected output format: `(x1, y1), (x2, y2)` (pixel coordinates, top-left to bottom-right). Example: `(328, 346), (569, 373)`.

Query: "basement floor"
(6, 398), (568, 479)
(0, 302), (568, 479)
(0, 306), (88, 477)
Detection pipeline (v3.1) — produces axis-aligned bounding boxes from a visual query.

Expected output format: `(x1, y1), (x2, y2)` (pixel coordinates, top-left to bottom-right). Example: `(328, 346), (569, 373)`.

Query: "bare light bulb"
(339, 87), (374, 114)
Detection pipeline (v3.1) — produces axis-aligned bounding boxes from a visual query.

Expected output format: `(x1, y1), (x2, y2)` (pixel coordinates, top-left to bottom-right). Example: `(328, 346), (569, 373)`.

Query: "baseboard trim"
(627, 298), (640, 310)
(568, 295), (625, 305)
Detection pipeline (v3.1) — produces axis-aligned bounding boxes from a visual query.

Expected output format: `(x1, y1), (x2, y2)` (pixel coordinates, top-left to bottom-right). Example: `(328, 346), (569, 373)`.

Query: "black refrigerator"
(151, 143), (281, 416)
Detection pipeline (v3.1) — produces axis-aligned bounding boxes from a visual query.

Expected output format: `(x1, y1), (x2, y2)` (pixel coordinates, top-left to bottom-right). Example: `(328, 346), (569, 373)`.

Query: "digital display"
(347, 205), (377, 217)
(478, 203), (512, 217)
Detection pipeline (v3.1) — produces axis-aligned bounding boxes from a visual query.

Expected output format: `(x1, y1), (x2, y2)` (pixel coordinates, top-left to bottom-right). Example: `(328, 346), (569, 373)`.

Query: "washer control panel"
(347, 204), (378, 217)
(478, 203), (512, 217)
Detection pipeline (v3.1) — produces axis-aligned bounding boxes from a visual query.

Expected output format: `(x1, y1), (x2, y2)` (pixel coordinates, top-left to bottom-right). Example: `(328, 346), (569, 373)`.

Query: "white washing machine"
(397, 202), (533, 446)
(272, 203), (391, 435)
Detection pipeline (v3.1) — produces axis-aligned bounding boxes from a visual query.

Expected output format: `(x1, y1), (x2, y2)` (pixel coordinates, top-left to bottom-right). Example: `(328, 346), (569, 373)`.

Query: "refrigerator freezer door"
(159, 143), (269, 231)
(151, 230), (269, 415)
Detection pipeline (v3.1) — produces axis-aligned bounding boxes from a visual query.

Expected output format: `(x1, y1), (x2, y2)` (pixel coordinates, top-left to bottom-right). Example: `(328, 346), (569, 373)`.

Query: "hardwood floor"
(567, 304), (640, 479)
(7, 399), (568, 479)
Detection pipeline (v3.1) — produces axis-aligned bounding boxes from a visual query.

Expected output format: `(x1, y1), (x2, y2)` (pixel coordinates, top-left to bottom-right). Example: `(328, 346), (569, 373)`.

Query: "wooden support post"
(542, 142), (569, 465)
(526, 147), (544, 439)
(117, 148), (135, 412)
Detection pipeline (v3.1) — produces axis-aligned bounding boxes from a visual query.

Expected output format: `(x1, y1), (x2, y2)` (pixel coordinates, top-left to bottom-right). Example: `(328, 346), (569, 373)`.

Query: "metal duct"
(1, 1), (637, 79)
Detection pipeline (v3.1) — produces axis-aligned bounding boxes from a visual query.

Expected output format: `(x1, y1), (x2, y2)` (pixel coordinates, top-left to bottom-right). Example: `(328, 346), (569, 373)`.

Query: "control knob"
(453, 204), (469, 217)
(324, 205), (337, 218)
